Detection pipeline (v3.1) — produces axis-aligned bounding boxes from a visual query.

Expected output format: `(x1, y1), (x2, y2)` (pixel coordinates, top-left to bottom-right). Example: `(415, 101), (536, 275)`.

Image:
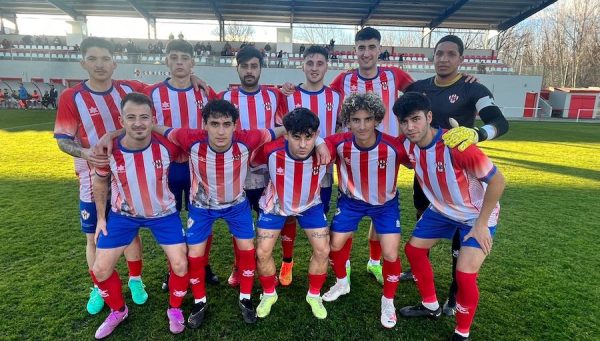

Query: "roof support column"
(147, 17), (156, 40)
(1, 12), (18, 34)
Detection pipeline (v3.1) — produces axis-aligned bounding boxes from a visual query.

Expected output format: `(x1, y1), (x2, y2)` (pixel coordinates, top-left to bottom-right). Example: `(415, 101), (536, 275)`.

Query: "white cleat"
(380, 296), (397, 328)
(322, 281), (350, 302)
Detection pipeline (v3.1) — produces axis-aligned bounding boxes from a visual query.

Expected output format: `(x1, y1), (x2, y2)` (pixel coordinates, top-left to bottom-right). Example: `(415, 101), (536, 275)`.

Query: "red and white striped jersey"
(283, 85), (342, 187)
(220, 86), (285, 189)
(283, 86), (342, 138)
(146, 80), (218, 129)
(96, 133), (182, 218)
(399, 129), (500, 226)
(54, 80), (145, 201)
(166, 128), (275, 209)
(326, 131), (406, 205)
(330, 66), (413, 136)
(254, 138), (335, 216)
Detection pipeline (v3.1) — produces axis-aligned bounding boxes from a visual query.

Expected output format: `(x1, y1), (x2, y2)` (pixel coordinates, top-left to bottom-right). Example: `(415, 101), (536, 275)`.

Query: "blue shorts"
(96, 211), (185, 249)
(330, 194), (401, 234)
(320, 186), (333, 215)
(186, 199), (255, 245)
(257, 203), (328, 230)
(412, 208), (497, 249)
(168, 161), (191, 212)
(79, 201), (110, 234)
(245, 188), (264, 215)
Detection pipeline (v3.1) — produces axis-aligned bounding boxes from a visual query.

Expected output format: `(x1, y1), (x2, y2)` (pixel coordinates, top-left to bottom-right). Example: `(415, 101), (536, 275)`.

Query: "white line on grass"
(1, 121), (55, 130)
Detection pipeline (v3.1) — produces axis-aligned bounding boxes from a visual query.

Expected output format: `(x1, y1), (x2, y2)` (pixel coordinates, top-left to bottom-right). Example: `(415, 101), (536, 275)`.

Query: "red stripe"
(435, 143), (453, 204)
(159, 86), (172, 127)
(229, 90), (242, 131)
(359, 147), (370, 202)
(293, 90), (303, 109)
(291, 158), (303, 211)
(197, 144), (209, 198)
(365, 78), (374, 93)
(151, 142), (167, 212)
(325, 88), (334, 136)
(177, 91), (190, 128)
(419, 149), (432, 198)
(133, 152), (154, 217)
(79, 92), (107, 141)
(193, 89), (205, 129)
(349, 73), (358, 94)
(261, 88), (273, 128)
(215, 152), (225, 202)
(379, 71), (391, 134)
(377, 143), (388, 204)
(275, 151), (286, 211)
(112, 148), (135, 215)
(246, 94), (258, 129)
(306, 157), (320, 207)
(110, 84), (128, 129)
(454, 160), (471, 206)
(342, 142), (355, 194)
(232, 143), (242, 200)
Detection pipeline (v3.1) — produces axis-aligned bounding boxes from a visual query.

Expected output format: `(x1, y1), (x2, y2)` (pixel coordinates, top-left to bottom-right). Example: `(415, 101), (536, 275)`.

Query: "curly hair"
(339, 93), (386, 126)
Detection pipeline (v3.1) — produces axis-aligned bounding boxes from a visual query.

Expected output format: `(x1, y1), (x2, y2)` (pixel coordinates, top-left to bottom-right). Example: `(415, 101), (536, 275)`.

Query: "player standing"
(220, 46), (286, 286)
(253, 108), (332, 319)
(401, 35), (509, 316)
(54, 37), (147, 315)
(155, 99), (286, 326)
(276, 45), (342, 286)
(91, 93), (189, 338)
(322, 93), (404, 328)
(393, 92), (505, 341)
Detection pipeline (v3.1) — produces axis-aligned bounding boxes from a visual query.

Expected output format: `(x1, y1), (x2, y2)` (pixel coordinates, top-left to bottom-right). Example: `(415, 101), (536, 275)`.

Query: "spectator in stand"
(383, 49), (390, 61)
(157, 40), (164, 51)
(18, 83), (29, 110)
(1, 38), (12, 49)
(205, 42), (212, 54)
(178, 32), (184, 40)
(329, 38), (335, 51)
(42, 91), (51, 109)
(53, 36), (61, 46)
(73, 44), (80, 52)
(169, 33), (175, 40)
(277, 50), (283, 68)
(147, 42), (155, 53)
(299, 44), (305, 55)
(264, 43), (272, 54)
(49, 84), (58, 109)
(30, 90), (41, 108)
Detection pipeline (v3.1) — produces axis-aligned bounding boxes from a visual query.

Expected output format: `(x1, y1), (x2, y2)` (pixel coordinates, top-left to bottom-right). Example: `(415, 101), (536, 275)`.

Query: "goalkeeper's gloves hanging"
(442, 118), (479, 151)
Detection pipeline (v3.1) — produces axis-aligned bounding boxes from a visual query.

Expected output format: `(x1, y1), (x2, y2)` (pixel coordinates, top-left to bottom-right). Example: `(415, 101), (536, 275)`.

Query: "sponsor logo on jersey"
(88, 106), (99, 116)
(161, 101), (170, 110)
(276, 167), (284, 175)
(449, 94), (459, 104)
(232, 153), (242, 161)
(116, 165), (126, 173)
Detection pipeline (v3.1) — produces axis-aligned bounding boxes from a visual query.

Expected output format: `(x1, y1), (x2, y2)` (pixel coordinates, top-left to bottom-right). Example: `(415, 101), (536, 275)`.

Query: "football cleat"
(128, 278), (148, 305)
(256, 293), (278, 318)
(451, 332), (470, 341)
(443, 298), (457, 316)
(187, 302), (207, 329)
(399, 302), (442, 319)
(87, 287), (105, 315)
(205, 265), (220, 285)
(399, 269), (415, 282)
(167, 307), (185, 334)
(228, 266), (240, 287)
(239, 298), (257, 324)
(366, 263), (384, 285)
(380, 297), (397, 328)
(322, 280), (350, 302)
(278, 261), (294, 286)
(306, 295), (327, 319)
(161, 272), (170, 292)
(94, 306), (128, 339)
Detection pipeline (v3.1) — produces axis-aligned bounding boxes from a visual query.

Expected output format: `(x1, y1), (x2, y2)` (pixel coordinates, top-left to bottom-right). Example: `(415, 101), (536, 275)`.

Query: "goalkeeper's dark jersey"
(406, 75), (496, 129)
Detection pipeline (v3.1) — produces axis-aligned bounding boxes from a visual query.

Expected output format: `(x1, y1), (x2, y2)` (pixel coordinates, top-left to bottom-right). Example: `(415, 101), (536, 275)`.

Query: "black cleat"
(451, 332), (470, 341)
(239, 298), (257, 324)
(161, 272), (170, 292)
(399, 303), (442, 319)
(443, 298), (456, 316)
(205, 265), (220, 285)
(187, 302), (207, 329)
(399, 269), (414, 282)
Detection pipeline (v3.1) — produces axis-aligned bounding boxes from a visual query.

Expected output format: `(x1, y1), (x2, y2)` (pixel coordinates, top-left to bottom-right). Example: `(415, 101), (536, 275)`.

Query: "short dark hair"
(202, 99), (239, 124)
(393, 92), (431, 121)
(303, 45), (329, 60)
(283, 107), (320, 135)
(434, 35), (464, 56)
(340, 93), (386, 125)
(355, 27), (381, 43)
(80, 37), (115, 57)
(120, 92), (153, 111)
(236, 46), (263, 66)
(166, 39), (194, 56)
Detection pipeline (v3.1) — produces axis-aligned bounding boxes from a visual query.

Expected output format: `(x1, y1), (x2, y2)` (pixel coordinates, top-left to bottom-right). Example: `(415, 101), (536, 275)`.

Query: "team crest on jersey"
(116, 165), (126, 173)
(350, 84), (358, 93)
(312, 166), (320, 175)
(81, 209), (90, 220)
(381, 81), (388, 91)
(449, 94), (459, 104)
(161, 101), (170, 110)
(436, 161), (445, 172)
(153, 159), (163, 169)
(378, 159), (387, 169)
(264, 102), (272, 111)
(88, 106), (99, 116)
(276, 167), (284, 175)
(326, 102), (333, 111)
(195, 99), (204, 109)
(232, 153), (242, 161)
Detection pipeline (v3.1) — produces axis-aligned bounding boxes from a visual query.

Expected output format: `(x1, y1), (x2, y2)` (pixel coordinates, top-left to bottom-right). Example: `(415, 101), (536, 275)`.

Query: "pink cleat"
(94, 306), (128, 339)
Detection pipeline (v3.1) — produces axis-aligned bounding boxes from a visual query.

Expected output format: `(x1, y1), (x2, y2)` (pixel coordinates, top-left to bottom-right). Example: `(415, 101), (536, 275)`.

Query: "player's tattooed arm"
(57, 139), (109, 167)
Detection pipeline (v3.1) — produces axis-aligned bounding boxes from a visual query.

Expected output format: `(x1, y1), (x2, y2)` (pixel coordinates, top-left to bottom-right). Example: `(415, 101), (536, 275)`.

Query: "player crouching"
(323, 93), (404, 328)
(253, 108), (332, 319)
(91, 93), (189, 338)
(394, 92), (505, 341)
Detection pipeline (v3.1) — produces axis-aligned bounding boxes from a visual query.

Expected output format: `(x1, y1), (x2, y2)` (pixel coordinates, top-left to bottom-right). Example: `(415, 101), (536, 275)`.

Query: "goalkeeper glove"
(442, 118), (479, 151)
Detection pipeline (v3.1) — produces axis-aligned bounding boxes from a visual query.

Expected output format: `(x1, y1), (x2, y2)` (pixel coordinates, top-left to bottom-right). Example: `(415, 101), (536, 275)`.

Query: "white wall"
(0, 60), (542, 118)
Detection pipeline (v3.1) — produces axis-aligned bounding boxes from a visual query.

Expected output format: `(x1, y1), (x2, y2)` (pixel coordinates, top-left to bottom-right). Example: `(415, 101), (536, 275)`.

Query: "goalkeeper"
(399, 34), (509, 317)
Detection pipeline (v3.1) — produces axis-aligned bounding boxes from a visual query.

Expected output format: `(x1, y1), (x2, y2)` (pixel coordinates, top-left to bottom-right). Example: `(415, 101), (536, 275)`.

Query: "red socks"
(127, 260), (142, 277)
(382, 258), (401, 299)
(259, 275), (277, 295)
(455, 271), (479, 335)
(237, 249), (256, 295)
(188, 255), (207, 299)
(168, 269), (189, 308)
(308, 273), (327, 295)
(405, 243), (437, 303)
(330, 237), (353, 279)
(369, 239), (382, 261)
(281, 217), (297, 260)
(93, 270), (125, 311)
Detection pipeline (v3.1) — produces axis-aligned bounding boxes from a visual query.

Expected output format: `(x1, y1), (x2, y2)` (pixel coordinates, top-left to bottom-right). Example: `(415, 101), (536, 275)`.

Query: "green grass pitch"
(0, 109), (599, 340)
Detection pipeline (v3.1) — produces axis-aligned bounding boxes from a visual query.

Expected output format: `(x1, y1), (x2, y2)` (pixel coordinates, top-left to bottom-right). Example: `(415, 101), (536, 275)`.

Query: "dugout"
(548, 87), (600, 120)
